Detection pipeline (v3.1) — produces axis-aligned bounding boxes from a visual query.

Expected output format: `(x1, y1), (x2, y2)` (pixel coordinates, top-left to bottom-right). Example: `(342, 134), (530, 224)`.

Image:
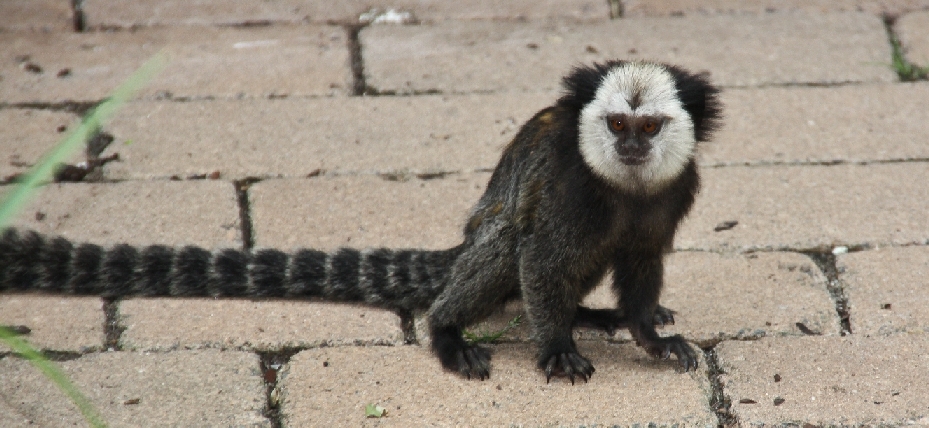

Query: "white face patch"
(578, 62), (695, 194)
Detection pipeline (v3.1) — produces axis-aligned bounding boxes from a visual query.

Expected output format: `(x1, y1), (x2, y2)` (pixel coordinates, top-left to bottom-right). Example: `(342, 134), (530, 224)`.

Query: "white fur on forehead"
(594, 62), (683, 115)
(578, 62), (696, 194)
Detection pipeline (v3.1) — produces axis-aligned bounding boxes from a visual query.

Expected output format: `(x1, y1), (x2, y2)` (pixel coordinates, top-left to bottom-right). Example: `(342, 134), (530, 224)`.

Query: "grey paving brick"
(362, 13), (895, 94)
(676, 163), (929, 252)
(0, 295), (104, 353)
(84, 0), (610, 27)
(250, 174), (487, 251)
(83, 0), (326, 27)
(898, 10), (929, 66)
(707, 83), (929, 165)
(95, 83), (929, 181)
(717, 335), (929, 425)
(466, 252), (839, 346)
(118, 298), (403, 351)
(372, 0), (611, 22)
(0, 350), (269, 427)
(6, 180), (241, 248)
(280, 343), (715, 426)
(618, 251), (840, 342)
(0, 108), (82, 180)
(98, 94), (553, 180)
(838, 246), (929, 335)
(0, 0), (73, 32)
(0, 25), (348, 104)
(621, 0), (929, 16)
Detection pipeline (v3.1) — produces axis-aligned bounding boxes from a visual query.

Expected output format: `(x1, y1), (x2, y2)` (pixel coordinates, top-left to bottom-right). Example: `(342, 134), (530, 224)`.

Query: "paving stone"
(0, 295), (104, 353)
(621, 0), (929, 16)
(0, 108), (82, 180)
(362, 13), (895, 94)
(0, 350), (269, 427)
(898, 10), (929, 66)
(250, 174), (487, 251)
(84, 0), (609, 26)
(98, 93), (553, 180)
(717, 335), (929, 425)
(6, 180), (241, 248)
(119, 298), (403, 351)
(280, 342), (714, 426)
(706, 82), (929, 165)
(466, 252), (839, 346)
(838, 246), (929, 335)
(676, 163), (929, 252)
(0, 25), (348, 104)
(0, 0), (74, 32)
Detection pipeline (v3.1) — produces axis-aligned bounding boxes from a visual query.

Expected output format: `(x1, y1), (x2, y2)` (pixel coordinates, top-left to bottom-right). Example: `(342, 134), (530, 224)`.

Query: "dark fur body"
(0, 61), (720, 382)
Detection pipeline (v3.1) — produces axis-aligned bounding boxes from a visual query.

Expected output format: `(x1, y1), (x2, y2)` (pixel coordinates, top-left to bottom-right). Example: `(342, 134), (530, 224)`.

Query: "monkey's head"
(562, 61), (721, 194)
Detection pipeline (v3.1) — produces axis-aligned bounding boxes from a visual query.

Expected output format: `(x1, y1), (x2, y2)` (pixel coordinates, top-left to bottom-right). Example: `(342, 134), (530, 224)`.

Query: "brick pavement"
(1, 1), (928, 426)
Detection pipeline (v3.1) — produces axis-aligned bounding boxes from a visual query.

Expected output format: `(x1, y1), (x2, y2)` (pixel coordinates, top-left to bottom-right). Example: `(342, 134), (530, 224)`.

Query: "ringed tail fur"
(0, 228), (461, 314)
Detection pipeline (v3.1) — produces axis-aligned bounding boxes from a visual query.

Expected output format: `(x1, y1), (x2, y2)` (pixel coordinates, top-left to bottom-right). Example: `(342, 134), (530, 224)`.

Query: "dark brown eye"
(608, 118), (625, 132)
(642, 120), (659, 134)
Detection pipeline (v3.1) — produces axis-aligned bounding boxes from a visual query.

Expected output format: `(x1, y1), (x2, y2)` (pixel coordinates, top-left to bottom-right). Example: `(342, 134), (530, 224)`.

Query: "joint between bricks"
(608, 0), (624, 19)
(102, 298), (125, 350)
(703, 345), (737, 427)
(397, 309), (418, 345)
(257, 349), (300, 428)
(0, 101), (100, 116)
(346, 24), (369, 96)
(71, 0), (86, 32)
(234, 178), (261, 251)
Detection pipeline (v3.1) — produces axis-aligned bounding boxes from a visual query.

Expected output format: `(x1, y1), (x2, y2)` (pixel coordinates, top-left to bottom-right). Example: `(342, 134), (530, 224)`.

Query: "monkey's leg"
(572, 307), (629, 336)
(427, 244), (519, 380)
(519, 256), (595, 384)
(614, 251), (697, 371)
(572, 304), (677, 335)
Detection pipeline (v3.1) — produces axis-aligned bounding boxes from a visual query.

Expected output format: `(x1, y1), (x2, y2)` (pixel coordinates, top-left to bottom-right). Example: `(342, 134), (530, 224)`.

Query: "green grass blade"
(0, 51), (167, 428)
(0, 51), (167, 227)
(0, 327), (107, 428)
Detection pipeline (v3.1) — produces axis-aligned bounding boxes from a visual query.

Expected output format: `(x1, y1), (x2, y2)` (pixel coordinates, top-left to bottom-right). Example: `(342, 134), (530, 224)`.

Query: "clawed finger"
(543, 353), (594, 384)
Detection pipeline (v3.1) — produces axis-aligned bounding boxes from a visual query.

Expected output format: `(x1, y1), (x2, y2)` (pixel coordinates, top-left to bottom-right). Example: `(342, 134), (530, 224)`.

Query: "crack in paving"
(702, 157), (929, 169)
(801, 251), (853, 335)
(882, 13), (929, 82)
(20, 350), (85, 362)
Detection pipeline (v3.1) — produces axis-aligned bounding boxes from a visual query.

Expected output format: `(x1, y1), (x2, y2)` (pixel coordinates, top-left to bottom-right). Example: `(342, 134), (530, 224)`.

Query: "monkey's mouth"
(616, 145), (649, 166)
(618, 155), (648, 166)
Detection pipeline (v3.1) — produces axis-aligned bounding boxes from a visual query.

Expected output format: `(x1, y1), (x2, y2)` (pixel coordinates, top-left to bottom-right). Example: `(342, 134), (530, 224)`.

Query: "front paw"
(432, 327), (493, 380)
(538, 350), (595, 384)
(436, 343), (492, 380)
(639, 334), (698, 372)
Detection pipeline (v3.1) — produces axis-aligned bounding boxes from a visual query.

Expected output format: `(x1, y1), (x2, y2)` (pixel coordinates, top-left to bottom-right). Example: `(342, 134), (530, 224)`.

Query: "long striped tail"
(0, 228), (460, 313)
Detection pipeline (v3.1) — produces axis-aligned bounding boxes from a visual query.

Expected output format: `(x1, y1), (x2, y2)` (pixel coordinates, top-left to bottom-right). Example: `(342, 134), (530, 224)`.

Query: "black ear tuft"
(559, 60), (626, 111)
(663, 65), (723, 143)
